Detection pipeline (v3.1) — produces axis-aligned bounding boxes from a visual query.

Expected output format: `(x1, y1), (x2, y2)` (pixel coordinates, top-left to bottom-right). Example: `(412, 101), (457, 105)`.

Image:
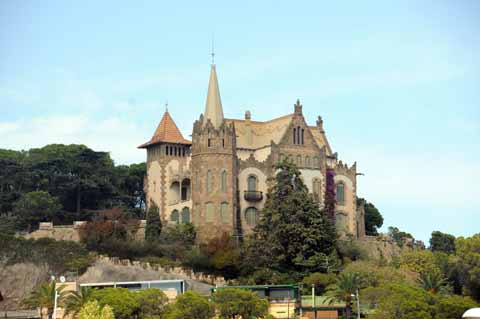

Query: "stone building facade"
(139, 64), (365, 242)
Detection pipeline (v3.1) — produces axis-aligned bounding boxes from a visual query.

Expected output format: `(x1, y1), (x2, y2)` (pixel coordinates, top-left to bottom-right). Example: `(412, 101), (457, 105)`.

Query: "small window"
(336, 183), (345, 205)
(296, 155), (302, 167)
(207, 170), (213, 193)
(245, 207), (258, 226)
(305, 156), (311, 168)
(171, 210), (179, 224)
(247, 175), (257, 192)
(221, 170), (227, 192)
(312, 178), (321, 203)
(181, 207), (190, 223)
(313, 156), (319, 168)
(206, 202), (215, 222)
(220, 202), (230, 223)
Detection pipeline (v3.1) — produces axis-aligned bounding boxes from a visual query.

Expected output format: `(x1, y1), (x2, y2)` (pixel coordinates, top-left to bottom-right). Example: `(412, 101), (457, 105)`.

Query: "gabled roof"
(138, 111), (191, 148)
(225, 114), (294, 149)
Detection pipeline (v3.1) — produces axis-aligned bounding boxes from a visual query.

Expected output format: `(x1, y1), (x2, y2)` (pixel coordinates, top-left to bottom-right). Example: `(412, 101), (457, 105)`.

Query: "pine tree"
(249, 160), (337, 273)
(145, 201), (162, 242)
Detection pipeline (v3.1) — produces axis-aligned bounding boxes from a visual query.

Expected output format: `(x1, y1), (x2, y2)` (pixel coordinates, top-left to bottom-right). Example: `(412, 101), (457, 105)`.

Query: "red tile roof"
(138, 111), (191, 148)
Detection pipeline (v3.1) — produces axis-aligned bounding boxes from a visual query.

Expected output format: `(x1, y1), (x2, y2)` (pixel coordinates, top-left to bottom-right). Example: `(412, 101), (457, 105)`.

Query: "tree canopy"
(430, 231), (456, 254)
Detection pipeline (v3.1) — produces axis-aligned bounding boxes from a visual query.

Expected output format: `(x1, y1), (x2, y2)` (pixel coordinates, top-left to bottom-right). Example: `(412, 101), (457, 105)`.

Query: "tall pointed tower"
(191, 64), (238, 242)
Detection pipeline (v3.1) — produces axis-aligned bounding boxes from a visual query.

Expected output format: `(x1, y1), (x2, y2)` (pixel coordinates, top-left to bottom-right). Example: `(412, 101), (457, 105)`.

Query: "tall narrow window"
(293, 128), (296, 144)
(312, 178), (321, 203)
(207, 170), (213, 193)
(301, 128), (305, 144)
(336, 183), (345, 205)
(245, 207), (258, 226)
(296, 155), (302, 167)
(206, 202), (215, 222)
(305, 156), (311, 168)
(170, 210), (179, 224)
(297, 126), (301, 145)
(208, 129), (213, 148)
(247, 175), (257, 191)
(221, 170), (227, 192)
(181, 207), (190, 224)
(313, 156), (319, 168)
(220, 202), (230, 223)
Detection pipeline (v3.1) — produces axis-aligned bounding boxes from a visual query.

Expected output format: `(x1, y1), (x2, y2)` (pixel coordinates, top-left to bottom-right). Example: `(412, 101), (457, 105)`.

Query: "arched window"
(181, 207), (190, 224)
(297, 126), (301, 145)
(221, 170), (227, 192)
(207, 170), (213, 193)
(305, 156), (311, 168)
(165, 146), (169, 155)
(336, 182), (345, 205)
(221, 130), (225, 148)
(220, 202), (230, 223)
(296, 155), (302, 167)
(171, 210), (179, 224)
(313, 156), (319, 168)
(312, 178), (321, 203)
(245, 207), (258, 226)
(293, 128), (297, 144)
(301, 128), (305, 144)
(247, 175), (257, 191)
(206, 202), (215, 222)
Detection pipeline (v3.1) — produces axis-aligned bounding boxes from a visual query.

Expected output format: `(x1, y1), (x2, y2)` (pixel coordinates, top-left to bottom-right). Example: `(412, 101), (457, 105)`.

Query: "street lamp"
(350, 289), (361, 319)
(51, 275), (66, 319)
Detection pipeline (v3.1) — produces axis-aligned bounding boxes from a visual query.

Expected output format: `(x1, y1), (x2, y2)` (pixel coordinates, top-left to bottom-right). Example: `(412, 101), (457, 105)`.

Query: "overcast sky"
(1, 1), (479, 243)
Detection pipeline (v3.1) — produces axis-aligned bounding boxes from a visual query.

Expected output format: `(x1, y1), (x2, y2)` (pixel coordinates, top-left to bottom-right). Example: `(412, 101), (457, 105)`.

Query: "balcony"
(244, 190), (263, 202)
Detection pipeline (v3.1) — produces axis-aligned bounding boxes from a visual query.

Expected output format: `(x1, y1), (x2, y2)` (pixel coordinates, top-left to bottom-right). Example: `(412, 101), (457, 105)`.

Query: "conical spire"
(138, 110), (191, 148)
(204, 64), (224, 129)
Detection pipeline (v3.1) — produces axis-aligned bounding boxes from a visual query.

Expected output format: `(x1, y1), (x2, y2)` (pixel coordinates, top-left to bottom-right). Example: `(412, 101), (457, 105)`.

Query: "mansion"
(139, 63), (365, 242)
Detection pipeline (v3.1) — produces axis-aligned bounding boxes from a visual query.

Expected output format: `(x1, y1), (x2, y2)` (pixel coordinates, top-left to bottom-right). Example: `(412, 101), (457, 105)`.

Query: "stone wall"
(25, 220), (147, 242)
(80, 256), (225, 295)
(355, 235), (417, 260)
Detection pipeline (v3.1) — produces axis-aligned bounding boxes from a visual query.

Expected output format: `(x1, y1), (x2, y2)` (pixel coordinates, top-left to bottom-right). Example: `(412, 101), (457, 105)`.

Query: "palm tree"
(417, 271), (447, 295)
(63, 286), (94, 318)
(326, 272), (361, 319)
(23, 280), (67, 319)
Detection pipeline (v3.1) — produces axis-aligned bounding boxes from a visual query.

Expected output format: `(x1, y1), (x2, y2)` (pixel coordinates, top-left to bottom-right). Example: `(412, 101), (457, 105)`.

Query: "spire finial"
(211, 33), (215, 65)
(165, 100), (168, 112)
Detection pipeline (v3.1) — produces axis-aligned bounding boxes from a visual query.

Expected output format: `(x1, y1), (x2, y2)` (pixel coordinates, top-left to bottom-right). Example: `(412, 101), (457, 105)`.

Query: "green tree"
(248, 160), (336, 273)
(435, 294), (479, 319)
(358, 198), (383, 236)
(92, 288), (139, 319)
(399, 250), (440, 274)
(22, 280), (67, 319)
(368, 283), (434, 319)
(388, 226), (413, 247)
(302, 272), (337, 295)
(326, 272), (361, 319)
(63, 286), (94, 318)
(213, 288), (269, 319)
(165, 291), (214, 319)
(430, 231), (456, 254)
(454, 234), (480, 301)
(145, 201), (162, 242)
(79, 300), (115, 319)
(136, 288), (169, 319)
(13, 191), (61, 231)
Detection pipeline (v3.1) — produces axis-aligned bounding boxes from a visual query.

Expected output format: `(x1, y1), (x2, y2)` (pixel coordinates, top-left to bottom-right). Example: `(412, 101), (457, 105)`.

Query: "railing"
(244, 190), (263, 202)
